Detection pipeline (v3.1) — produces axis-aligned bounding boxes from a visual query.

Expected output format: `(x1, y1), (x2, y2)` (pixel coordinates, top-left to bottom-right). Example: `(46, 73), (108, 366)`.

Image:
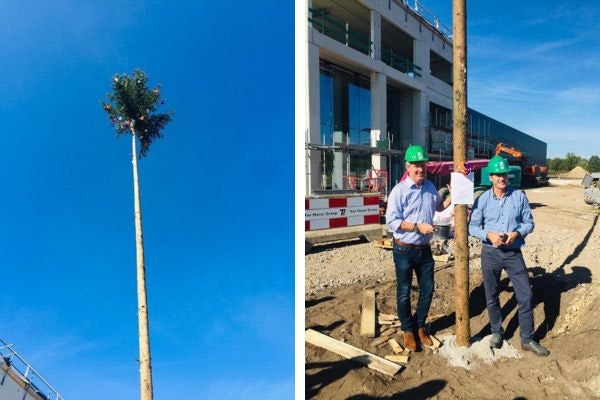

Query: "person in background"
(386, 145), (451, 351)
(468, 155), (550, 357)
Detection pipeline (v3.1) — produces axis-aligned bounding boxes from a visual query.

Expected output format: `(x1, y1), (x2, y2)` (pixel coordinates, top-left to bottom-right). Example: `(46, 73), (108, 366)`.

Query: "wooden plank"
(379, 327), (398, 338)
(369, 328), (398, 347)
(432, 254), (450, 263)
(360, 289), (376, 338)
(385, 354), (409, 364)
(387, 338), (404, 354)
(378, 321), (401, 328)
(372, 238), (393, 249)
(424, 335), (442, 350)
(305, 329), (401, 377)
(378, 313), (398, 321)
(370, 335), (391, 348)
(425, 313), (446, 324)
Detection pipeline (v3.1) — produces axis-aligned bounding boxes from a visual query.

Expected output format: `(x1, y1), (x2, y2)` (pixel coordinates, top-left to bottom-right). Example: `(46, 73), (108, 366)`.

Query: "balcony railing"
(308, 8), (372, 57)
(0, 339), (64, 400)
(412, 0), (453, 39)
(381, 47), (422, 77)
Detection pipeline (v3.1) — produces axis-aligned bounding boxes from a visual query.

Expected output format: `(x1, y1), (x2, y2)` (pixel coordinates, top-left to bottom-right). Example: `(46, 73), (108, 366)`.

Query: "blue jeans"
(392, 243), (434, 332)
(481, 245), (534, 342)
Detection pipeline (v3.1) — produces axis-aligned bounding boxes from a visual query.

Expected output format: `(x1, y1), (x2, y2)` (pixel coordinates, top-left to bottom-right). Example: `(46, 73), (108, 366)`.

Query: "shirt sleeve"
(386, 185), (404, 232)
(468, 194), (488, 242)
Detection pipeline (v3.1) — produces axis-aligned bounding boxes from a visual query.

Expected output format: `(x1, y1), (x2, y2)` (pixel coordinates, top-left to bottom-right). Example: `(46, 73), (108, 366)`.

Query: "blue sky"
(0, 1), (293, 399)
(423, 0), (600, 158)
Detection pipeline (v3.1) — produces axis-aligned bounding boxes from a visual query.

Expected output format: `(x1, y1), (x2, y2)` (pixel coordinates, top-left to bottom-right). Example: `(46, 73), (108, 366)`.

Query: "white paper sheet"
(450, 172), (474, 205)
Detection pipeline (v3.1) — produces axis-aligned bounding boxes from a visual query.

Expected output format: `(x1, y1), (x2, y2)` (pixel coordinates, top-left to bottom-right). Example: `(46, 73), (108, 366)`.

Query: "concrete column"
(412, 90), (428, 147)
(307, 42), (321, 194)
(333, 131), (345, 190)
(370, 10), (381, 60)
(400, 90), (413, 148)
(370, 71), (386, 171)
(413, 28), (427, 77)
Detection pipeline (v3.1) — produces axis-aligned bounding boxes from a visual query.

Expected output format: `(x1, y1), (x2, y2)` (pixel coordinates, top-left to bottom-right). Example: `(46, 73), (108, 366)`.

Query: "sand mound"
(562, 166), (588, 179)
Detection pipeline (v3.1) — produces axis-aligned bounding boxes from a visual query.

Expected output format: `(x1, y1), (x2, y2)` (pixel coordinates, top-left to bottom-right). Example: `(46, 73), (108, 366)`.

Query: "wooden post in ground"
(452, 0), (471, 347)
(360, 289), (376, 337)
(131, 132), (154, 400)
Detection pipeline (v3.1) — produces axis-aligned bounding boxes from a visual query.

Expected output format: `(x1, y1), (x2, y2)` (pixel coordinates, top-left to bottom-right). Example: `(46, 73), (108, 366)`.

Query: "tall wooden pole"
(131, 130), (154, 400)
(452, 0), (471, 347)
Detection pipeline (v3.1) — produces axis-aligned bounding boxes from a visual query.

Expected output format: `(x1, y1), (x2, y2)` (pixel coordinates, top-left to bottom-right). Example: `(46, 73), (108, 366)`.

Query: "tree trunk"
(452, 0), (471, 347)
(131, 131), (154, 400)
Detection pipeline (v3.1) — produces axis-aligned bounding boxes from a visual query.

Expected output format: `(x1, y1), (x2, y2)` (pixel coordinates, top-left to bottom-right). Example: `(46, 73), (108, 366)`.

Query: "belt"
(394, 239), (430, 249)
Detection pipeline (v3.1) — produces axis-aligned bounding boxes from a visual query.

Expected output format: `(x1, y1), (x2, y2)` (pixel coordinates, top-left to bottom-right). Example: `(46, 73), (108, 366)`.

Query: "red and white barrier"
(305, 195), (380, 231)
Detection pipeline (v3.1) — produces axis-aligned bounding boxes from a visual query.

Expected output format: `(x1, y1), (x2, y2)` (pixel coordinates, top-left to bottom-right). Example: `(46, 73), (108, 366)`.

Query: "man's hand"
(487, 232), (507, 247)
(416, 223), (436, 234)
(504, 231), (519, 246)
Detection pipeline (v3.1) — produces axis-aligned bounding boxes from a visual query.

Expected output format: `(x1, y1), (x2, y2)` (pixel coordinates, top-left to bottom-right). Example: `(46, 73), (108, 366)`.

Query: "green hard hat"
(487, 155), (510, 174)
(404, 145), (428, 162)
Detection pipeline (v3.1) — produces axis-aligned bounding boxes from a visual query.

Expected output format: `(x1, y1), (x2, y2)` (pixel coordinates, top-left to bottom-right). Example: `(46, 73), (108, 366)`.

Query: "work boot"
(489, 332), (503, 349)
(404, 331), (417, 352)
(521, 340), (550, 357)
(417, 327), (433, 347)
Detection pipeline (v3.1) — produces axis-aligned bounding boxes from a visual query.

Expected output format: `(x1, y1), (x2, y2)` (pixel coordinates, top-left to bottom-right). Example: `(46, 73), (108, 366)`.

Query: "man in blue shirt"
(386, 145), (451, 351)
(469, 156), (549, 357)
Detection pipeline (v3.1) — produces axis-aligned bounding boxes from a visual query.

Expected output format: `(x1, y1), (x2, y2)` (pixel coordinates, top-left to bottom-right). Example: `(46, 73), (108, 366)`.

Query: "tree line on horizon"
(547, 153), (600, 174)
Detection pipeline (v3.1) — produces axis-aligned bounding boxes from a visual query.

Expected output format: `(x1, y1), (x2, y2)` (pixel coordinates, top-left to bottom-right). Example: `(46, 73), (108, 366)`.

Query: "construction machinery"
(494, 143), (549, 187)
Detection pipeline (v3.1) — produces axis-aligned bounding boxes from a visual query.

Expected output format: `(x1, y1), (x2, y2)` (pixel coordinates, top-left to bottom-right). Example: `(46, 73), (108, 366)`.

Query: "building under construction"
(303, 0), (547, 195)
(0, 339), (63, 400)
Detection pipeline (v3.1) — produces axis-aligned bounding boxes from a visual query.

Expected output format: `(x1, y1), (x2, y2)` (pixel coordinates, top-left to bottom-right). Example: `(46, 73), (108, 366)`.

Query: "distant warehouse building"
(302, 0), (547, 194)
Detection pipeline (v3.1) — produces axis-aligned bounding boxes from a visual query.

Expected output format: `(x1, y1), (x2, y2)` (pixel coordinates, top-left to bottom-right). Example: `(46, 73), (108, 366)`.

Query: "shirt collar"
(492, 187), (513, 200)
(404, 175), (422, 189)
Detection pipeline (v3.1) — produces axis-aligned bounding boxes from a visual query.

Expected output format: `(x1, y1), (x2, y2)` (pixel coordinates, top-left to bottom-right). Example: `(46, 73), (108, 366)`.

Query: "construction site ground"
(305, 182), (600, 399)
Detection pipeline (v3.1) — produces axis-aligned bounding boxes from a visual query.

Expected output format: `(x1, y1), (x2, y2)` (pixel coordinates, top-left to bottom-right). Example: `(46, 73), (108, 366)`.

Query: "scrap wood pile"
(305, 289), (441, 377)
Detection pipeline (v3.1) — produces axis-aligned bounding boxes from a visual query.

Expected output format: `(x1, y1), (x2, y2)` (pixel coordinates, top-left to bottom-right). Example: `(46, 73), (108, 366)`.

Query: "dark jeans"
(481, 245), (534, 342)
(392, 243), (434, 332)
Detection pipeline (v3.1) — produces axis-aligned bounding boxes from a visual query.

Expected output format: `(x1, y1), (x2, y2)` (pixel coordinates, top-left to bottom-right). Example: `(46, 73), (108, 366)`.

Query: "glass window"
(320, 61), (371, 147)
(348, 76), (371, 146)
(319, 61), (372, 186)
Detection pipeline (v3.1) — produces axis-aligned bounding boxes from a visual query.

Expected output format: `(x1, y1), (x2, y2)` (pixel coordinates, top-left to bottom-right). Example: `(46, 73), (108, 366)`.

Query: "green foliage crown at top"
(101, 68), (173, 158)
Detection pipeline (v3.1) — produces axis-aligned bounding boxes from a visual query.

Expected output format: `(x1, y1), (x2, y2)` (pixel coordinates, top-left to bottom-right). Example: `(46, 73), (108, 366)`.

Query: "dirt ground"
(305, 183), (600, 400)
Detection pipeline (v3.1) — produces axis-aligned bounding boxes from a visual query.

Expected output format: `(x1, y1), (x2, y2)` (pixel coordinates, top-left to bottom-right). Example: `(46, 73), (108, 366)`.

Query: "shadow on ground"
(475, 214), (596, 340)
(344, 379), (446, 400)
(305, 357), (365, 399)
(306, 296), (336, 308)
(307, 238), (370, 254)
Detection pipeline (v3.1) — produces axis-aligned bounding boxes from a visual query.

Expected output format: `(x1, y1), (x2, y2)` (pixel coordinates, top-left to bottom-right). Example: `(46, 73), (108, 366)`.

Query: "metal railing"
(413, 0), (453, 39)
(0, 339), (64, 400)
(380, 47), (422, 77)
(308, 8), (372, 56)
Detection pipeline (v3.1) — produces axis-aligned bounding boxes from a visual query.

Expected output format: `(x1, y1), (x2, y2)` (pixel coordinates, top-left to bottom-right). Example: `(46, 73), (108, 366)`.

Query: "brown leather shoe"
(418, 327), (433, 347)
(404, 331), (417, 352)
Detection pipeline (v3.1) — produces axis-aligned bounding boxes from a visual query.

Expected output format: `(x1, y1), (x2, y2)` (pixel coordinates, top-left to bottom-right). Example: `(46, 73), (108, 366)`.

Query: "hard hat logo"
(487, 155), (510, 174)
(405, 145), (429, 162)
